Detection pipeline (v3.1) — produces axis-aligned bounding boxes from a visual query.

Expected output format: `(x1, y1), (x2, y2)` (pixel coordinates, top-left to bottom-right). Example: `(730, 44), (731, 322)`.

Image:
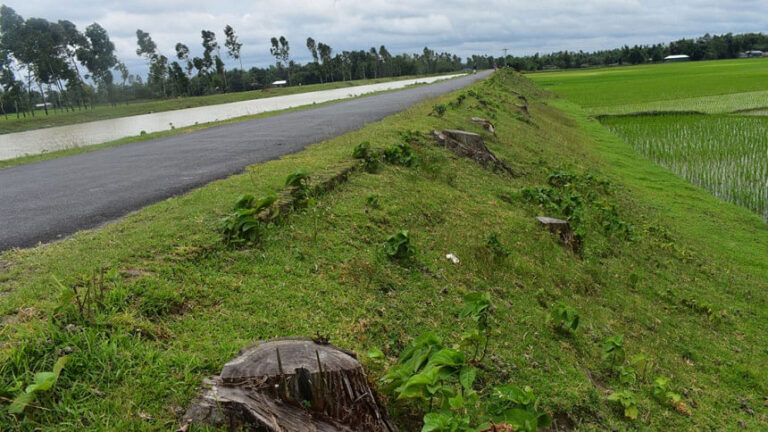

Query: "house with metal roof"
(663, 54), (690, 62)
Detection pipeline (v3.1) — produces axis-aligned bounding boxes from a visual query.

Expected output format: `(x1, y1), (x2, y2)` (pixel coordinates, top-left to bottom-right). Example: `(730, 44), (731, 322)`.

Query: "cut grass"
(527, 58), (768, 111)
(0, 71), (766, 431)
(0, 73), (459, 135)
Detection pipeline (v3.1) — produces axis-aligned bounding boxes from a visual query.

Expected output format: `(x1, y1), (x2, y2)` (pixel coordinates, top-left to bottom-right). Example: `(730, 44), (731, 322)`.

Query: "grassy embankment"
(529, 58), (768, 221)
(0, 73), (463, 135)
(0, 70), (766, 431)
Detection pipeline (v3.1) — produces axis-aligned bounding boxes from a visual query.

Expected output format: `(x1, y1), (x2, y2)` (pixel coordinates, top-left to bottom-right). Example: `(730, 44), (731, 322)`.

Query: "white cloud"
(6, 0), (766, 76)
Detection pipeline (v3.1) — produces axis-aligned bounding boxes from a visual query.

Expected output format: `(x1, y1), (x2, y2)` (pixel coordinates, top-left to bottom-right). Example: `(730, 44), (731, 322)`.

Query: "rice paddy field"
(528, 58), (768, 221)
(602, 114), (768, 220)
(529, 58), (768, 113)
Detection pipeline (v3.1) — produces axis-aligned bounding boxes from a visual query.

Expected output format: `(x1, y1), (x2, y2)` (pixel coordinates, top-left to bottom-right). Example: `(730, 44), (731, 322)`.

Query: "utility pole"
(502, 48), (509, 67)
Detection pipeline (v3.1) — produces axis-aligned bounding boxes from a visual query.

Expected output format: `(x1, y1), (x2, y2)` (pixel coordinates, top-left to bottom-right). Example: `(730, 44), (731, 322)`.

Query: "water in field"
(602, 113), (768, 220)
(0, 74), (463, 161)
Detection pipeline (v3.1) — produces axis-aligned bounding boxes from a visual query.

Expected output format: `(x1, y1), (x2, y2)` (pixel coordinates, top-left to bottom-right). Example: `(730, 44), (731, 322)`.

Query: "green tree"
(78, 23), (117, 101)
(135, 29), (165, 96)
(269, 36), (290, 82)
(223, 25), (243, 71)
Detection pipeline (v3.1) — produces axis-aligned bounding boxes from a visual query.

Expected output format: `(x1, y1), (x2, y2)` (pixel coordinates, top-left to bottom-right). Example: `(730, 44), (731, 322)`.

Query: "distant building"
(740, 50), (764, 58)
(663, 54), (690, 63)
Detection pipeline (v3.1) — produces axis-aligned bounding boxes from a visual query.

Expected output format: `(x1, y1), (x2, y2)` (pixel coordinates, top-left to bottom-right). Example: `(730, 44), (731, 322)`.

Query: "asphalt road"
(0, 71), (491, 251)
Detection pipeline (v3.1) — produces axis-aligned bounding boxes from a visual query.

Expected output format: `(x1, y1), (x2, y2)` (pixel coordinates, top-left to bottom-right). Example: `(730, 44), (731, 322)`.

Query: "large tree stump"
(180, 338), (397, 432)
(432, 129), (517, 176)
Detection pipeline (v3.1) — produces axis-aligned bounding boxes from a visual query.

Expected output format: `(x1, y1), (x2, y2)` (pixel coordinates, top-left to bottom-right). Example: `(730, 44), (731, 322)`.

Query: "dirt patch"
(121, 268), (155, 279)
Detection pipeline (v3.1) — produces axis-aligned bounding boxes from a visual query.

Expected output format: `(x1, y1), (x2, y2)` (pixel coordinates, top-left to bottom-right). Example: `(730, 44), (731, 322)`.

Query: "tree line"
(0, 6), (472, 116)
(131, 30), (468, 100)
(505, 33), (768, 71)
(4, 4), (763, 116)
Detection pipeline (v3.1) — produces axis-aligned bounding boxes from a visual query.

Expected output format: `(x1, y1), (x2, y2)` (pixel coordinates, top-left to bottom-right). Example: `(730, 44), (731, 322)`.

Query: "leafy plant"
(53, 269), (117, 321)
(384, 230), (415, 260)
(431, 103), (447, 117)
(352, 141), (371, 159)
(219, 194), (277, 245)
(651, 376), (680, 403)
(546, 170), (579, 188)
(616, 365), (637, 385)
(362, 152), (381, 173)
(448, 93), (467, 109)
(384, 142), (418, 167)
(607, 389), (639, 420)
(548, 301), (580, 332)
(487, 385), (552, 432)
(601, 334), (626, 369)
(519, 186), (584, 227)
(485, 232), (510, 258)
(285, 170), (311, 207)
(8, 356), (69, 414)
(597, 202), (636, 241)
(380, 293), (549, 432)
(630, 354), (653, 381)
(459, 292), (493, 362)
(400, 129), (421, 144)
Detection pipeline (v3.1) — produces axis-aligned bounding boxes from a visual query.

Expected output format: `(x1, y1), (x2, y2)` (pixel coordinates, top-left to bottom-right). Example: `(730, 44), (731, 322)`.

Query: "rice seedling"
(593, 90), (768, 115)
(602, 113), (768, 220)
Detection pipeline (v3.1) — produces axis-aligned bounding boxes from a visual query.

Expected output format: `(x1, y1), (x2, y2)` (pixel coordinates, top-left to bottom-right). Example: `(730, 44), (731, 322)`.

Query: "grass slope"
(0, 71), (766, 431)
(528, 58), (768, 112)
(0, 73), (455, 135)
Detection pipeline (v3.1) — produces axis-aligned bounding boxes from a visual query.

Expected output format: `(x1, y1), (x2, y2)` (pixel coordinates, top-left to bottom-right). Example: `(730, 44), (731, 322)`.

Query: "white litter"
(445, 253), (460, 264)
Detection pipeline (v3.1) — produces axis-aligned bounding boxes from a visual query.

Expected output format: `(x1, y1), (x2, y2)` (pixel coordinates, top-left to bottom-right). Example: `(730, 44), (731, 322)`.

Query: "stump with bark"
(536, 216), (580, 252)
(180, 338), (397, 432)
(432, 129), (517, 177)
(470, 117), (497, 136)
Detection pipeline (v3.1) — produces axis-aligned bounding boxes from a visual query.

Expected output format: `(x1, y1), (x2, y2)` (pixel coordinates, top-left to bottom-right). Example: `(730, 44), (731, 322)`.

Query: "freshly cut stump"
(432, 129), (516, 176)
(181, 338), (397, 432)
(536, 216), (580, 252)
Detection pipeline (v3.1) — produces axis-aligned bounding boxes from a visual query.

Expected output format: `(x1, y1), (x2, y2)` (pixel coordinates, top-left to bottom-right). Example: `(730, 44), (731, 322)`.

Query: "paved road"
(0, 71), (491, 251)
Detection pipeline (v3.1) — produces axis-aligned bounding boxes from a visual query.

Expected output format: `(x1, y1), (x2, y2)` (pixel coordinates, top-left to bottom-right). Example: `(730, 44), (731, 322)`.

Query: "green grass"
(528, 58), (768, 111)
(602, 113), (768, 220)
(530, 58), (768, 221)
(0, 73), (458, 135)
(0, 71), (766, 431)
(589, 90), (768, 115)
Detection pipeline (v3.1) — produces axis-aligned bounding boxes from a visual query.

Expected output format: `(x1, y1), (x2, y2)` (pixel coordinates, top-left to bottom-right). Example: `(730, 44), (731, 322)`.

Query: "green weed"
(384, 230), (415, 260)
(548, 301), (579, 333)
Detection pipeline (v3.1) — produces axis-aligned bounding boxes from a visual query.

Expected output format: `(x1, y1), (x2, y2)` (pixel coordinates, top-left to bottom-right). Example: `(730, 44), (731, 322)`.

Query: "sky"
(6, 1), (766, 75)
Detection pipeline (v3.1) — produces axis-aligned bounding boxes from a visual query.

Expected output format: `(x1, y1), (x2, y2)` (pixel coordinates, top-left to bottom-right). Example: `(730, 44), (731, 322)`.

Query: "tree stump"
(432, 129), (517, 176)
(470, 117), (497, 136)
(536, 216), (580, 252)
(514, 103), (530, 117)
(180, 338), (397, 432)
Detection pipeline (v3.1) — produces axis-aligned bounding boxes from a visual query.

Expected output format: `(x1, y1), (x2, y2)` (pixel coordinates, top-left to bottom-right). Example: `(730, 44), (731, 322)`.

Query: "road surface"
(0, 73), (464, 160)
(0, 71), (491, 251)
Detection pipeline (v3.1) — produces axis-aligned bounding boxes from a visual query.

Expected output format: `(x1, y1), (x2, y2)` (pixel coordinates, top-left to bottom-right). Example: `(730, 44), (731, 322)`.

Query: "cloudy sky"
(7, 1), (766, 75)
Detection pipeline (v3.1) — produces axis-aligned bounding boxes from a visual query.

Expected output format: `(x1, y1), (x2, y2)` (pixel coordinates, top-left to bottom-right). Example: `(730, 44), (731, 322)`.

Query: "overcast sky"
(7, 1), (766, 75)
